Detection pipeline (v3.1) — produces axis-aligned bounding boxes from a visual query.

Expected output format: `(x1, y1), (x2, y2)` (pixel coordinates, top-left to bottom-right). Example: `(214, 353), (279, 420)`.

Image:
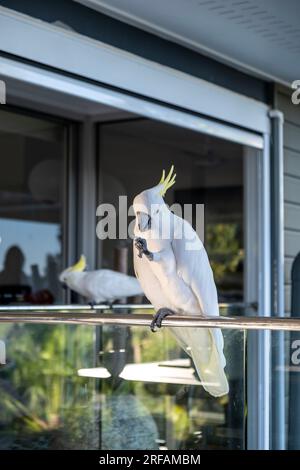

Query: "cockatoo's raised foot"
(150, 308), (175, 332)
(134, 237), (154, 261)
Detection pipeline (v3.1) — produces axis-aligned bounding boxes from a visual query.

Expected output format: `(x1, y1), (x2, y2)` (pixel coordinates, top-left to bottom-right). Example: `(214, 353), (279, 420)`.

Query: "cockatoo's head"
(59, 254), (86, 286)
(133, 165), (176, 243)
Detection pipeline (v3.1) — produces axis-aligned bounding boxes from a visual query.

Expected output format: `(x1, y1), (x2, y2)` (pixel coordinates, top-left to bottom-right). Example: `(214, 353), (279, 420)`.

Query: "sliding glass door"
(0, 103), (270, 450)
(0, 107), (95, 449)
(95, 117), (263, 449)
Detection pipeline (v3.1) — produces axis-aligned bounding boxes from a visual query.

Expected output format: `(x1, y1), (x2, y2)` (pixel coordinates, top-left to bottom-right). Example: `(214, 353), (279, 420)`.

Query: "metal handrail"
(0, 303), (299, 330)
(0, 302), (257, 312)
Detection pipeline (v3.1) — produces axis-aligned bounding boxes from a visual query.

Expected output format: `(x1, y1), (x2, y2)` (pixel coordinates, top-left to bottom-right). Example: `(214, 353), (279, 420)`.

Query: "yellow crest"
(158, 165), (176, 197)
(68, 254), (86, 272)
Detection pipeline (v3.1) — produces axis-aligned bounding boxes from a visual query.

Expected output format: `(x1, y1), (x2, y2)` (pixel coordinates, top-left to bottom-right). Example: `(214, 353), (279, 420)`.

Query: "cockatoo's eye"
(136, 211), (151, 232)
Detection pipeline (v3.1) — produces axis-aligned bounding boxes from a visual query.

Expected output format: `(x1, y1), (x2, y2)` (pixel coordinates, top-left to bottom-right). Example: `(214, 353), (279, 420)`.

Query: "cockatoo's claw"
(150, 308), (175, 332)
(134, 237), (154, 261)
(134, 237), (146, 258)
(89, 301), (96, 309)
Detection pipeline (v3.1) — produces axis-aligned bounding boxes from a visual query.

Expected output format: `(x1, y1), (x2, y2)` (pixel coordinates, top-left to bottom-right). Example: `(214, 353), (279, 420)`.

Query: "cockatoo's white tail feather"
(170, 327), (228, 397)
(191, 329), (228, 397)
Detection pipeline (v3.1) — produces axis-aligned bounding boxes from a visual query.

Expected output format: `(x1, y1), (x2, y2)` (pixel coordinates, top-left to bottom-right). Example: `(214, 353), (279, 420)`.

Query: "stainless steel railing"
(0, 302), (257, 312)
(0, 303), (299, 330)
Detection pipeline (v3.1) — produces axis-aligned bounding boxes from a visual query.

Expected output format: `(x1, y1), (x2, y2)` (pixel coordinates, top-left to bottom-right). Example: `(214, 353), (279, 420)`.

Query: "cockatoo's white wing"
(77, 270), (143, 303)
(134, 245), (169, 309)
(102, 270), (143, 299)
(134, 228), (228, 397)
(170, 215), (228, 397)
(134, 245), (193, 354)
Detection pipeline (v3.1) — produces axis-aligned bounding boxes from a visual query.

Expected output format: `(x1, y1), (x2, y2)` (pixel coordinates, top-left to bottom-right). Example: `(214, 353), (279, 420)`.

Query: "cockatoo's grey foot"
(134, 237), (154, 261)
(89, 301), (96, 309)
(150, 308), (175, 332)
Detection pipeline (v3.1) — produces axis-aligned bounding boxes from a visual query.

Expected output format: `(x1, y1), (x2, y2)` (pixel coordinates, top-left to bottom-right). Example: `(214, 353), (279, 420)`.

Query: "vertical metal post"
(77, 119), (97, 269)
(77, 118), (100, 446)
(246, 134), (272, 450)
(235, 136), (272, 450)
(63, 123), (78, 304)
(244, 146), (260, 450)
(257, 134), (272, 450)
(269, 110), (285, 450)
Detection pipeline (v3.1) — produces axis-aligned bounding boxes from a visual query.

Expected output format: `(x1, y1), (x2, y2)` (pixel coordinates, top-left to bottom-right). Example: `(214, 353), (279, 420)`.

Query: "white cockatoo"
(133, 166), (229, 397)
(59, 255), (143, 304)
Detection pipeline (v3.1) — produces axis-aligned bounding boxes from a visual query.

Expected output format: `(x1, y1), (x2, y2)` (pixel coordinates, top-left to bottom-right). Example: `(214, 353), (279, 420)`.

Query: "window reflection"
(0, 109), (64, 304)
(96, 325), (244, 450)
(98, 118), (244, 301)
(0, 319), (244, 450)
(96, 119), (246, 449)
(0, 108), (75, 449)
(0, 112), (247, 450)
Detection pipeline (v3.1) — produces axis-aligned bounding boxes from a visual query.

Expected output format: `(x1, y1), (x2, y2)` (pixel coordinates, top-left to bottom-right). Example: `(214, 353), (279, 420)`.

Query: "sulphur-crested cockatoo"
(59, 255), (143, 304)
(133, 166), (229, 397)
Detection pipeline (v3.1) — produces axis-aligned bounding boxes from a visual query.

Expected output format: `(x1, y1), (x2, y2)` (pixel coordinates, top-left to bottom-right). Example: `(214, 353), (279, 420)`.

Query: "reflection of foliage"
(206, 223), (243, 284)
(0, 318), (245, 450)
(99, 323), (243, 450)
(131, 324), (179, 364)
(0, 324), (96, 449)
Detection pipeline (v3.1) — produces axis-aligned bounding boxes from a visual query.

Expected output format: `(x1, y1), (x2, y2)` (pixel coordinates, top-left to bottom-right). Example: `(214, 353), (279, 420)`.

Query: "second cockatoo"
(59, 255), (143, 304)
(133, 166), (229, 397)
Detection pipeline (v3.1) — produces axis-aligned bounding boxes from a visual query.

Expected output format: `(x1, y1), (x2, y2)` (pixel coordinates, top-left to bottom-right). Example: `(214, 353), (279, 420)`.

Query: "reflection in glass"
(98, 118), (244, 302)
(0, 108), (73, 449)
(0, 112), (248, 449)
(0, 109), (65, 305)
(95, 118), (248, 448)
(0, 321), (245, 449)
(96, 324), (245, 450)
(0, 323), (95, 449)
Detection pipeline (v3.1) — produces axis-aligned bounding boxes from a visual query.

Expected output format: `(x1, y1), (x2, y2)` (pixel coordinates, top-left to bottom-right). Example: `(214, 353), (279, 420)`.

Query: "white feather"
(61, 269), (143, 303)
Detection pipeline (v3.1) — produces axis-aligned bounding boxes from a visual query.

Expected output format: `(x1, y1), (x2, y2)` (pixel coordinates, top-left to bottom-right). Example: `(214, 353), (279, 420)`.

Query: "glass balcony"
(0, 305), (298, 450)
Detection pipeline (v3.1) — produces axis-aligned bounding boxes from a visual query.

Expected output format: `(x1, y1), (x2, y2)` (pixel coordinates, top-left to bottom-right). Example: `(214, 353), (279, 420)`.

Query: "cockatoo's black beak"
(61, 282), (68, 290)
(136, 211), (151, 232)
